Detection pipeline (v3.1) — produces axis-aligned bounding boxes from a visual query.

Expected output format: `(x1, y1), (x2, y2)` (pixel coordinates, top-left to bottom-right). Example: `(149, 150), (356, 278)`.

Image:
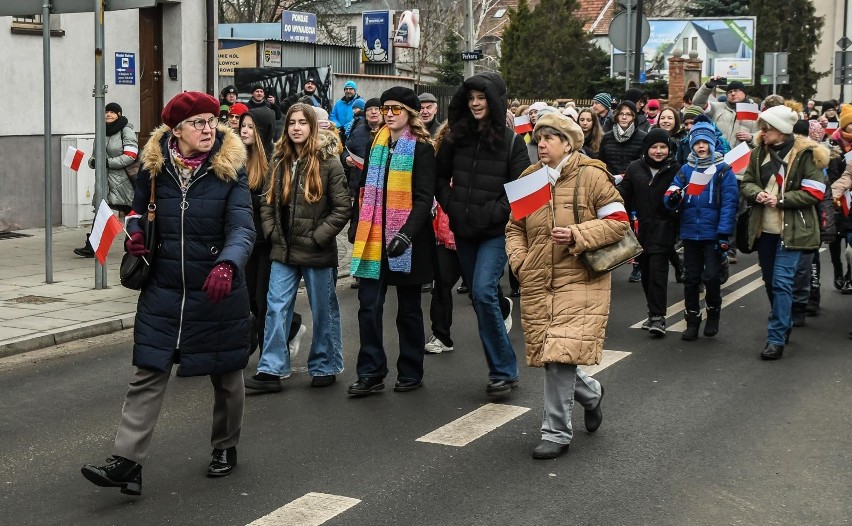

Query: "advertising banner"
(262, 42), (282, 67)
(218, 40), (257, 76)
(281, 10), (317, 44)
(362, 10), (393, 63)
(393, 9), (420, 49)
(114, 52), (135, 85)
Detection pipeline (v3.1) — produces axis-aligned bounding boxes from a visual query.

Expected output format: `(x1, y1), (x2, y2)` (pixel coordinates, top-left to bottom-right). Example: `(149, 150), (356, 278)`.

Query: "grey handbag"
(572, 168), (643, 274)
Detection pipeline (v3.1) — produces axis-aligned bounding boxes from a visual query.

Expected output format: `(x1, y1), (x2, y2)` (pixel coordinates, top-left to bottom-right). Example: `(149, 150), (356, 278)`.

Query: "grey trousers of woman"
(112, 367), (245, 463)
(541, 363), (602, 445)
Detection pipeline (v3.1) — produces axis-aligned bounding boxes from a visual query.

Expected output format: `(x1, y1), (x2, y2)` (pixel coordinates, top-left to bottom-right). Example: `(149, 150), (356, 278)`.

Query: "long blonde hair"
(241, 115), (268, 192)
(391, 104), (434, 145)
(267, 104), (323, 205)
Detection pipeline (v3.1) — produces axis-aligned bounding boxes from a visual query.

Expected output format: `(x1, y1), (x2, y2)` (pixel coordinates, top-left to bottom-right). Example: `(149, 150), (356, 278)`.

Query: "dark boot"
(81, 456), (142, 495)
(791, 302), (807, 327)
(73, 234), (95, 258)
(681, 310), (702, 341)
(703, 307), (721, 337)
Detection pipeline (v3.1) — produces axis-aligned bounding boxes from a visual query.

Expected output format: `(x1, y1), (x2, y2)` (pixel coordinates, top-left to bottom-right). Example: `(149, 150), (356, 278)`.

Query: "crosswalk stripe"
(417, 350), (631, 447)
(246, 492), (361, 526)
(666, 278), (764, 332)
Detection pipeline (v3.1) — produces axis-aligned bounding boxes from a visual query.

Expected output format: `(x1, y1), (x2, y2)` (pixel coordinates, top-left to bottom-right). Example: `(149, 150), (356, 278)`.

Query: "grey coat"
(92, 124), (137, 208)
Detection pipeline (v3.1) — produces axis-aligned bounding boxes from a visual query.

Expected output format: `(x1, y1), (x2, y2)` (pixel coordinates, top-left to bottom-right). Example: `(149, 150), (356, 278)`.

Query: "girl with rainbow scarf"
(348, 87), (437, 396)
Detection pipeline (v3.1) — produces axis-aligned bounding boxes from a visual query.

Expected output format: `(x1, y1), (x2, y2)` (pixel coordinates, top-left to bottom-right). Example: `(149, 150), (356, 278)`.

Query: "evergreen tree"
(501, 0), (609, 98)
(750, 0), (826, 101)
(435, 32), (465, 86)
(686, 0), (749, 17)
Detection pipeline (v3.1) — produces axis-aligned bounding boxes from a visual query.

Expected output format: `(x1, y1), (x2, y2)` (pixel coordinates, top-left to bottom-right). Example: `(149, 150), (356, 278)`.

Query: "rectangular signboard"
(115, 52), (136, 85)
(262, 42), (282, 67)
(281, 10), (317, 44)
(362, 11), (393, 64)
(218, 40), (258, 76)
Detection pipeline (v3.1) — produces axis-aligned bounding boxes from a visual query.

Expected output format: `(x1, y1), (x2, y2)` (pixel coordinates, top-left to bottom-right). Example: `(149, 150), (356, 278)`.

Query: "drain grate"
(6, 295), (65, 305)
(0, 231), (33, 240)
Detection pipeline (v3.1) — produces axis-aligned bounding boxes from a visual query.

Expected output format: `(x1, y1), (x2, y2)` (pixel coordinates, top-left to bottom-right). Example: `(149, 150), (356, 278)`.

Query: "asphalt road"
(1, 251), (850, 526)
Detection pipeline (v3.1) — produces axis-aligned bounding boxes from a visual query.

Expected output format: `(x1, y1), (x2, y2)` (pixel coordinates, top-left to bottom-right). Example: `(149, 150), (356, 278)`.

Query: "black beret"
(380, 86), (420, 112)
(365, 98), (381, 110)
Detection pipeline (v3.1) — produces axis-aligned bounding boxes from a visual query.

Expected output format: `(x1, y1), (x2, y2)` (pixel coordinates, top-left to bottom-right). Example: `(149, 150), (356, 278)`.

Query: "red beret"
(161, 91), (220, 128)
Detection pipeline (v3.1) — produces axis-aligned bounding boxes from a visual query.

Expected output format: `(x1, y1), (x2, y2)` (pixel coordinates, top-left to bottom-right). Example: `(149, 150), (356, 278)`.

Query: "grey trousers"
(541, 363), (602, 445)
(112, 366), (245, 463)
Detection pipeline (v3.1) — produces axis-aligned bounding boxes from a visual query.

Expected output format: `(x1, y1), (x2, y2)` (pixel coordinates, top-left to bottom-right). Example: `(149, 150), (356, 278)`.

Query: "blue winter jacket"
(329, 95), (362, 128)
(129, 124), (255, 377)
(664, 160), (739, 241)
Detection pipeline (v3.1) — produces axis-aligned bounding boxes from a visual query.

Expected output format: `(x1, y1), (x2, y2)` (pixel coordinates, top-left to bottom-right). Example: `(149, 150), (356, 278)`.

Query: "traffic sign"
(834, 51), (852, 85)
(608, 12), (650, 53)
(760, 75), (789, 85)
(838, 37), (852, 50)
(461, 51), (482, 61)
(763, 52), (788, 75)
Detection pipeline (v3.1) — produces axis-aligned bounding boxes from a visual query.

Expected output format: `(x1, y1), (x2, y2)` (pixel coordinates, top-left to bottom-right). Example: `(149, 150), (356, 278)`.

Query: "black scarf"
(760, 135), (795, 187)
(106, 116), (128, 137)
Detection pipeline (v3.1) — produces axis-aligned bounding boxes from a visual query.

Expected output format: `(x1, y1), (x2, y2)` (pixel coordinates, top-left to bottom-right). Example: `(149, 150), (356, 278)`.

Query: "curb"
(0, 315), (135, 359)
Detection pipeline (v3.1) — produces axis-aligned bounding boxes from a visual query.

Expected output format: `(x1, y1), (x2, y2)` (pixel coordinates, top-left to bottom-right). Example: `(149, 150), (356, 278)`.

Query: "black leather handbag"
(119, 177), (156, 290)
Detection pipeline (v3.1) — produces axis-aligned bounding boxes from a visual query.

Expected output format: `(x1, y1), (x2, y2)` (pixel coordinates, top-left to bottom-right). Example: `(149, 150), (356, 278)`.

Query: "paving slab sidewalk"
(0, 226), (353, 358)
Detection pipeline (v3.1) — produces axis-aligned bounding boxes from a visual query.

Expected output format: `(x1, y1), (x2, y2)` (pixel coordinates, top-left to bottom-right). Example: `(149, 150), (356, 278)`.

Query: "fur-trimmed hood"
(140, 124), (247, 181)
(317, 128), (343, 159)
(754, 131), (830, 169)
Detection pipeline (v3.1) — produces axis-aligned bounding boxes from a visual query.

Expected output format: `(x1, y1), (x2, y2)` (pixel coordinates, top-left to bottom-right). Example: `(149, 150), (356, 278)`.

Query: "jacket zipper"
(283, 161), (301, 265)
(464, 141), (481, 223)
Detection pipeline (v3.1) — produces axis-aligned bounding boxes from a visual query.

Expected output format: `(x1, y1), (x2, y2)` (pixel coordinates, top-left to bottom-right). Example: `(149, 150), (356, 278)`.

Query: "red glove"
(202, 263), (233, 304)
(125, 232), (148, 257)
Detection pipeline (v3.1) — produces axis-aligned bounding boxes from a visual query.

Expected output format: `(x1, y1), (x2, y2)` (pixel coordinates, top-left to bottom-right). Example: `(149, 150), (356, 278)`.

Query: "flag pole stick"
(122, 226), (150, 266)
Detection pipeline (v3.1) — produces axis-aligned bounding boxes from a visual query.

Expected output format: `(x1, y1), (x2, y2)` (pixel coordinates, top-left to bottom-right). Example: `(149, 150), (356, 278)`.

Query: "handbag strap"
(572, 167), (585, 226)
(146, 174), (156, 221)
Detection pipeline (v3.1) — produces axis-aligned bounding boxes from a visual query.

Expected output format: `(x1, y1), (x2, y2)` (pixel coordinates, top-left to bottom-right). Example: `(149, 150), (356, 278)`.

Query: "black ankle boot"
(703, 307), (720, 337)
(81, 456), (142, 495)
(791, 303), (807, 327)
(681, 310), (702, 341)
(73, 233), (95, 258)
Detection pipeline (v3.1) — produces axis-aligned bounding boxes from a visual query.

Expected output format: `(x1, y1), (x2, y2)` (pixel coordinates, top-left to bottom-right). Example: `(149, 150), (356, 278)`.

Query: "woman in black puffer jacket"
(599, 100), (647, 176)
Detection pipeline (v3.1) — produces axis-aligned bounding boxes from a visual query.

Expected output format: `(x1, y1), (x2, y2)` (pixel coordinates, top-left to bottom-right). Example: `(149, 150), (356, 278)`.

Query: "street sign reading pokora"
(461, 50), (482, 61)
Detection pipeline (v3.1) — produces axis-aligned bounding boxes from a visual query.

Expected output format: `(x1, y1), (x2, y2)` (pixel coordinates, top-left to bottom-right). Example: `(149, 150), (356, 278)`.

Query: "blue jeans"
(455, 235), (519, 381)
(258, 262), (343, 377)
(756, 234), (801, 345)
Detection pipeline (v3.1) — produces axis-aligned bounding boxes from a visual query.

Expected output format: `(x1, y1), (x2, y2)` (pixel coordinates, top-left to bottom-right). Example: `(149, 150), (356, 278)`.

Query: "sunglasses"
(380, 105), (404, 116)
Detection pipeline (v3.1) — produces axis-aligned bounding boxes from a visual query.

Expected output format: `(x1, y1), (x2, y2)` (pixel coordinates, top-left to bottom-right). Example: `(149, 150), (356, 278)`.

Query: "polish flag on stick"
(842, 190), (852, 217)
(736, 102), (760, 121)
(514, 115), (533, 134)
(90, 200), (125, 265)
(346, 147), (364, 170)
(63, 146), (85, 172)
(504, 167), (550, 220)
(724, 142), (752, 173)
(685, 165), (717, 196)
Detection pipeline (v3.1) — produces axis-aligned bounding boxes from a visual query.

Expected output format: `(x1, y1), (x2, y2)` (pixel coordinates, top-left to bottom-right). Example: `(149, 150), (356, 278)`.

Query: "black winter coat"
(619, 157), (681, 254)
(599, 128), (648, 176)
(129, 125), (255, 377)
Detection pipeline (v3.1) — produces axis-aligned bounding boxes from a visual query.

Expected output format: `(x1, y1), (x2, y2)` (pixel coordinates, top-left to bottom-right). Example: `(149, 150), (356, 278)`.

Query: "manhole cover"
(0, 232), (33, 240)
(6, 295), (65, 305)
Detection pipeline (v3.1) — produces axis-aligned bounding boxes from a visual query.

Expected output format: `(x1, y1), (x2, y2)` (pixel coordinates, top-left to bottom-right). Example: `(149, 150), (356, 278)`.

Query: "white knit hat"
(758, 105), (798, 134)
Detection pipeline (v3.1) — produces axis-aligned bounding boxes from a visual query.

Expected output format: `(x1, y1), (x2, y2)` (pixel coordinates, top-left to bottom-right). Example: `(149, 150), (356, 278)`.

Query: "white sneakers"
(424, 334), (453, 354)
(504, 297), (513, 333)
(288, 324), (307, 360)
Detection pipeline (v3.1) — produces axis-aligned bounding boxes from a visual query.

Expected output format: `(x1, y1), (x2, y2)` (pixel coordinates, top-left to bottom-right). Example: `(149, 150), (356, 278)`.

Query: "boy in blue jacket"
(664, 121), (739, 340)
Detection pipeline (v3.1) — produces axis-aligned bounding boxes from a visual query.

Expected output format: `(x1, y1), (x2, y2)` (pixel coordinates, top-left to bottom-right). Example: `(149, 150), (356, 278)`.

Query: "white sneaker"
(288, 325), (307, 360)
(424, 334), (453, 354)
(504, 297), (513, 333)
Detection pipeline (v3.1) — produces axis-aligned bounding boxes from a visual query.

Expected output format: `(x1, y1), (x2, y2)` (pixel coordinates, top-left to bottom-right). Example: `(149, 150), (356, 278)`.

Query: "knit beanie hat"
(313, 107), (329, 122)
(593, 93), (612, 108)
(161, 91), (220, 128)
(615, 100), (637, 116)
(682, 105), (704, 121)
(529, 101), (549, 113)
(808, 120), (825, 142)
(228, 102), (249, 117)
(758, 105), (798, 134)
(840, 105), (852, 130)
(643, 128), (671, 153)
(533, 111), (584, 150)
(792, 120), (809, 137)
(105, 102), (123, 114)
(353, 98), (366, 111)
(646, 99), (660, 111)
(622, 88), (645, 104)
(343, 80), (357, 90)
(689, 122), (717, 155)
(365, 98), (381, 110)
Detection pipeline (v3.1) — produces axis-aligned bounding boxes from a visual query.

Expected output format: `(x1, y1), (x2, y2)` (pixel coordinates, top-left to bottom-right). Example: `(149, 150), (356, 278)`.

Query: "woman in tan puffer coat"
(506, 112), (629, 460)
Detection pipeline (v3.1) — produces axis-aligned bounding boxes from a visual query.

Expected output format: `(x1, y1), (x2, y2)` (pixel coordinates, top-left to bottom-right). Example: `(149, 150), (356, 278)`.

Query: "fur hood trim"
(140, 124), (247, 182)
(317, 128), (343, 160)
(754, 132), (830, 169)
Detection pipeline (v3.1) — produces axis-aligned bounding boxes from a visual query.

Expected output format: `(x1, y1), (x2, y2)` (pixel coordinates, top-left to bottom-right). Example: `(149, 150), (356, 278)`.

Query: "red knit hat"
(228, 103), (249, 117)
(161, 91), (220, 128)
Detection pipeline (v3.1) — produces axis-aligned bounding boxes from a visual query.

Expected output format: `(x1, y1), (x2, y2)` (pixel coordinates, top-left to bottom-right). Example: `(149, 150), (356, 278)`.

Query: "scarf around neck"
(687, 151), (724, 170)
(350, 126), (416, 279)
(106, 116), (128, 137)
(613, 122), (635, 143)
(760, 135), (795, 187)
(169, 135), (211, 185)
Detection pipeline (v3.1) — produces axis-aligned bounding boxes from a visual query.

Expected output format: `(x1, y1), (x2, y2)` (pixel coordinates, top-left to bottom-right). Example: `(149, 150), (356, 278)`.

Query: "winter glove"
(386, 232), (411, 258)
(125, 232), (148, 257)
(717, 236), (730, 252)
(667, 189), (683, 206)
(202, 262), (233, 304)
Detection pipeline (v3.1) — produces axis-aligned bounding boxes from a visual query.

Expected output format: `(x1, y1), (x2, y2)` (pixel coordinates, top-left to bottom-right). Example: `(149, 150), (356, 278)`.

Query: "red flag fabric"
(90, 200), (123, 265)
(736, 102), (760, 121)
(63, 146), (85, 172)
(843, 191), (852, 217)
(800, 178), (826, 200)
(504, 167), (550, 220)
(685, 166), (716, 196)
(724, 142), (752, 173)
(514, 115), (533, 134)
(346, 147), (364, 170)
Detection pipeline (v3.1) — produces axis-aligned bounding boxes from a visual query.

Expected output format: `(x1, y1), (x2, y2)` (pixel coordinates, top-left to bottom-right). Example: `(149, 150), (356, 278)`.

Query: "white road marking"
(417, 350), (631, 446)
(246, 492), (361, 526)
(667, 278), (764, 332)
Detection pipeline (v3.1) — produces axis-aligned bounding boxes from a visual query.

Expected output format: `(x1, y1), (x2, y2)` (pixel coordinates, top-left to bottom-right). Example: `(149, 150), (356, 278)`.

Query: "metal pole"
(464, 0), (474, 79)
(625, 1), (631, 91)
(94, 0), (107, 288)
(633, 0), (643, 86)
(843, 0), (849, 102)
(43, 1), (53, 284)
(772, 52), (778, 94)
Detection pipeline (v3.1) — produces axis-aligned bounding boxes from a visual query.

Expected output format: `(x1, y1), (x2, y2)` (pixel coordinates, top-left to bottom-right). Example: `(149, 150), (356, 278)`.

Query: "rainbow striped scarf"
(350, 126), (415, 279)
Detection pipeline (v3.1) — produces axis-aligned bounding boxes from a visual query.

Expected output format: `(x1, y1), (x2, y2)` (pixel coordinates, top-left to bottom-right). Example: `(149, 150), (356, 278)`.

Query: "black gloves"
(386, 232), (411, 257)
(667, 189), (683, 206)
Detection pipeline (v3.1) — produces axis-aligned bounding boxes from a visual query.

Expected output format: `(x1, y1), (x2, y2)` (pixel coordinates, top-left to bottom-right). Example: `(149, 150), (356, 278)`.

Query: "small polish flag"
(514, 115), (533, 134)
(63, 146), (85, 172)
(826, 121), (839, 132)
(90, 200), (124, 265)
(504, 167), (550, 220)
(346, 147), (364, 170)
(685, 165), (716, 196)
(800, 178), (826, 200)
(724, 142), (752, 173)
(736, 102), (760, 121)
(842, 190), (852, 217)
(774, 166), (786, 189)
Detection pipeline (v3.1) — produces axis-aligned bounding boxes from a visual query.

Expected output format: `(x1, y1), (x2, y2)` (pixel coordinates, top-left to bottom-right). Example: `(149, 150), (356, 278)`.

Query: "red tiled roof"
(501, 0), (614, 37)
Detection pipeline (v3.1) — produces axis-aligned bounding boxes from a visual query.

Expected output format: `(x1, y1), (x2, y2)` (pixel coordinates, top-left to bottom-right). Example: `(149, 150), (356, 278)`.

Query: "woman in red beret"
(81, 91), (255, 495)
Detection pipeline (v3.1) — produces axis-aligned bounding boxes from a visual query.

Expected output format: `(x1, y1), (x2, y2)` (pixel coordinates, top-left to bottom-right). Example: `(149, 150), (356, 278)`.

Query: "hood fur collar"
(140, 124), (247, 181)
(317, 128), (342, 160)
(754, 131), (830, 169)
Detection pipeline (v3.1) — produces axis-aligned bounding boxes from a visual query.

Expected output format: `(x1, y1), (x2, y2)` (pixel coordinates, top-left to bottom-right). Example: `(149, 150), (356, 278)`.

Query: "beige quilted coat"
(505, 154), (628, 368)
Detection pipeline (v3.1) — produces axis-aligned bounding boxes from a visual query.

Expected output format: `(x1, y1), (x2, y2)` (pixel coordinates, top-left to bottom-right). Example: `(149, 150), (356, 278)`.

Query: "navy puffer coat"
(128, 124), (255, 377)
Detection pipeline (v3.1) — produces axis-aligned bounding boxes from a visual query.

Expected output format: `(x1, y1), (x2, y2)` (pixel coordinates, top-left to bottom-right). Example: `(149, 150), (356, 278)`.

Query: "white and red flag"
(504, 167), (550, 220)
(514, 115), (533, 134)
(724, 142), (752, 173)
(90, 200), (123, 265)
(685, 165), (717, 196)
(800, 178), (826, 200)
(826, 121), (839, 133)
(736, 102), (760, 121)
(842, 190), (852, 217)
(774, 165), (786, 189)
(63, 146), (85, 172)
(346, 147), (364, 170)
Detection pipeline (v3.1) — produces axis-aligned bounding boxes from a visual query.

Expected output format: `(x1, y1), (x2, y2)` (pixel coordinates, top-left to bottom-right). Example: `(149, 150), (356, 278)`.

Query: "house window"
(493, 8), (507, 18)
(348, 26), (357, 46)
(11, 14), (64, 36)
(691, 37), (698, 51)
